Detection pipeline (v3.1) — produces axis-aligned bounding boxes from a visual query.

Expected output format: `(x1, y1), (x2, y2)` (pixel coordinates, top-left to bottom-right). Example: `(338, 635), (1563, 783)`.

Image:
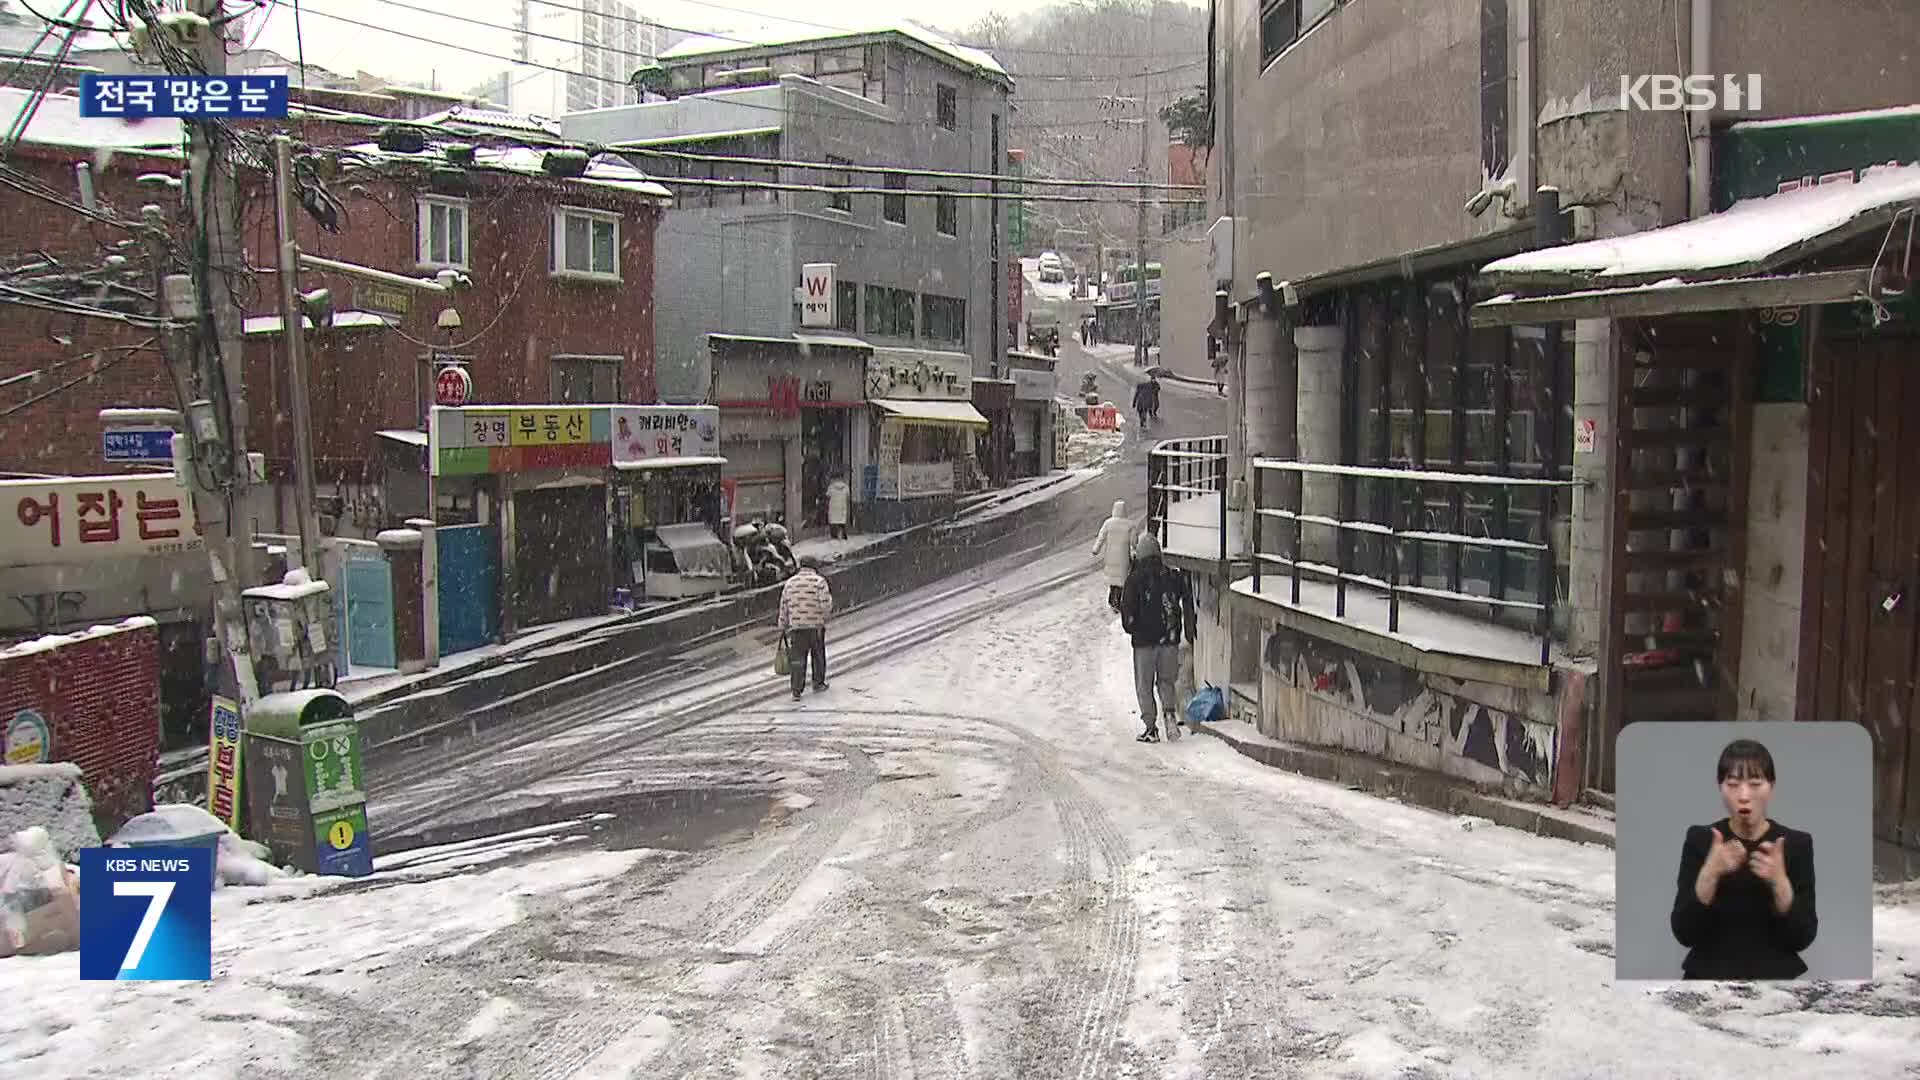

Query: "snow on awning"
(1470, 269), (1875, 327)
(613, 455), (727, 471)
(870, 399), (991, 428)
(1479, 164), (1920, 287)
(375, 429), (428, 448)
(244, 311), (392, 336)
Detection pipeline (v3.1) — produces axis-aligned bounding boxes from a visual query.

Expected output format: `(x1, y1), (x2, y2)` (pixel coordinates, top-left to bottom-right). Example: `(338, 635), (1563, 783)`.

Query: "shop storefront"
(972, 377), (1015, 488)
(862, 348), (990, 530)
(707, 333), (870, 535)
(427, 403), (731, 630)
(1006, 353), (1060, 478)
(609, 405), (732, 601)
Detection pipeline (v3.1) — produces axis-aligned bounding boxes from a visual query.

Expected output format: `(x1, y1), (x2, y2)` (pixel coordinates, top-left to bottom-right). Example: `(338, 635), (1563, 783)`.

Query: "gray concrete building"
(1157, 0), (1920, 842)
(561, 24), (1013, 531)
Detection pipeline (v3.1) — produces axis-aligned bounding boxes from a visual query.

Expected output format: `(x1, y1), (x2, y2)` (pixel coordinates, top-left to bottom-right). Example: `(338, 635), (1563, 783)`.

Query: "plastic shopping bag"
(773, 634), (791, 676)
(0, 828), (81, 958)
(1185, 685), (1227, 727)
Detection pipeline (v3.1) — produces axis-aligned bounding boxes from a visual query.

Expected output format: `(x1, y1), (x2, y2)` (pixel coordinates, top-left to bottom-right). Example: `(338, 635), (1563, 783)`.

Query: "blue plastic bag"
(1185, 686), (1226, 726)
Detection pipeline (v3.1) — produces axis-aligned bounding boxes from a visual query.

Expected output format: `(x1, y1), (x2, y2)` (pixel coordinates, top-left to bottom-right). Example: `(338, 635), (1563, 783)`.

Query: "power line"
(0, 338), (156, 418)
(622, 145), (1199, 192)
(288, 139), (1197, 204)
(271, 103), (1196, 200)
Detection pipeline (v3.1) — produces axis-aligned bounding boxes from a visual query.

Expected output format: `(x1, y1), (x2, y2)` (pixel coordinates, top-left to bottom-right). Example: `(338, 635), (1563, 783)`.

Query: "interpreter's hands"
(1749, 837), (1788, 885)
(1705, 827), (1750, 879)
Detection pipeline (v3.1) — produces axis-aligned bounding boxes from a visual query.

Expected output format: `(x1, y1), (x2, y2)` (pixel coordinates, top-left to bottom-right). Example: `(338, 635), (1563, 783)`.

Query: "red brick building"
(0, 92), (669, 540)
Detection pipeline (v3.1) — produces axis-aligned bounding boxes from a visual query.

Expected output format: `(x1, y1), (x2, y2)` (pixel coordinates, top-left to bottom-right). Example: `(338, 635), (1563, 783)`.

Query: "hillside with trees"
(953, 0), (1209, 260)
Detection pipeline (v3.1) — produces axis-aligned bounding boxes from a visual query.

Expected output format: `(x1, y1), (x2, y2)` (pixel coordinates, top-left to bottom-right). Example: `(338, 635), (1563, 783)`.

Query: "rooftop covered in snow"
(659, 19), (1009, 84)
(340, 142), (672, 202)
(0, 88), (181, 152)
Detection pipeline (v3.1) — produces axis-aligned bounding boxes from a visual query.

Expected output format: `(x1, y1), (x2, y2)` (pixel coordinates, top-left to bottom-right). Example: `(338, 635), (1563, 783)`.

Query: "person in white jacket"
(825, 474), (851, 540)
(1091, 500), (1135, 612)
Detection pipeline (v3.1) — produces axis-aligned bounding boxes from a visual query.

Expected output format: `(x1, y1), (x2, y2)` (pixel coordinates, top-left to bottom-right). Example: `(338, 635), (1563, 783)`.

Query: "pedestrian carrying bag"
(773, 634), (791, 676)
(1185, 685), (1227, 726)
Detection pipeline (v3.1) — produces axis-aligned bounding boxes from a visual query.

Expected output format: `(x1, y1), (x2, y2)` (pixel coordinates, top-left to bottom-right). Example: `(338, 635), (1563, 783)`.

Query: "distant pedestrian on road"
(1092, 500), (1134, 612)
(1132, 375), (1161, 428)
(778, 555), (834, 700)
(1120, 532), (1195, 743)
(825, 474), (851, 540)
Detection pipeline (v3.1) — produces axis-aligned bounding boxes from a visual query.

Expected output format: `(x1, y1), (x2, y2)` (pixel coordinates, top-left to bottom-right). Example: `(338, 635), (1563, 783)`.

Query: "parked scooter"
(731, 522), (789, 588)
(762, 522), (799, 577)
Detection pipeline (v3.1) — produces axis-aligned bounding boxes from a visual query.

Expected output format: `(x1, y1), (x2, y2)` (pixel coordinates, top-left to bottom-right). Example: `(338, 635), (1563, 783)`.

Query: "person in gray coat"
(1119, 532), (1195, 743)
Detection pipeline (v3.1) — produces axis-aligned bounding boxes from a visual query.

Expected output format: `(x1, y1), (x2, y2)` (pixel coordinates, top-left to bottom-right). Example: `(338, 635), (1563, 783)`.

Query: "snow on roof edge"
(1729, 103), (1920, 132)
(1481, 163), (1920, 281)
(661, 20), (1008, 80)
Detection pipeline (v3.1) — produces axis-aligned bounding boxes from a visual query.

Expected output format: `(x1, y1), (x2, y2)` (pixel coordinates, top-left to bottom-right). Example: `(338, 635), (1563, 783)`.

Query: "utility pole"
(178, 0), (262, 709)
(272, 134), (321, 573)
(1134, 75), (1151, 370)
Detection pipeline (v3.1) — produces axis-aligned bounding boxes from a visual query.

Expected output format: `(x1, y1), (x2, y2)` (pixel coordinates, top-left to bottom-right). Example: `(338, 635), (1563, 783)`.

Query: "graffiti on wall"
(1265, 627), (1555, 788)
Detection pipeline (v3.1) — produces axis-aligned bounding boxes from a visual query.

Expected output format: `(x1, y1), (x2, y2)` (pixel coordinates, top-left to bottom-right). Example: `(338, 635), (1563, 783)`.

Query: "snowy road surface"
(9, 548), (1920, 1079)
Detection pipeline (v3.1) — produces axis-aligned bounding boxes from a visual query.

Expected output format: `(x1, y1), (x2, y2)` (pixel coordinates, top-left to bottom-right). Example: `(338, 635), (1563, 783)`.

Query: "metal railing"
(1249, 458), (1583, 665)
(1148, 435), (1230, 564)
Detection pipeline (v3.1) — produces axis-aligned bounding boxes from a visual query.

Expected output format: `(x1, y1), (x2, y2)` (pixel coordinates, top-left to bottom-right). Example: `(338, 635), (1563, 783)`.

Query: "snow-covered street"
(8, 548), (1920, 1079)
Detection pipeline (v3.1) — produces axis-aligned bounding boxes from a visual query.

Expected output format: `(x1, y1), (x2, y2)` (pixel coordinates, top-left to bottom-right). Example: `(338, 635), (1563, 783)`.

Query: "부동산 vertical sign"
(205, 697), (243, 831)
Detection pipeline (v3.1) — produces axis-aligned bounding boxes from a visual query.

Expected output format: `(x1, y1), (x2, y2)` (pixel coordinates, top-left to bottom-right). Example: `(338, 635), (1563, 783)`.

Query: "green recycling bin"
(242, 689), (375, 878)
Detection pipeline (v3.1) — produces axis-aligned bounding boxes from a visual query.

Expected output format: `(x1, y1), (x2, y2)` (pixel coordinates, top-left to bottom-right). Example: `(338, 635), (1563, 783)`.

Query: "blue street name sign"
(79, 74), (290, 119)
(102, 427), (175, 463)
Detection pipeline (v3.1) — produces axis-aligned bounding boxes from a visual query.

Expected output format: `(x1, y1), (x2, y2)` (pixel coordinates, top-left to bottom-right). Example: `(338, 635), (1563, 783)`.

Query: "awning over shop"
(870, 399), (991, 428)
(613, 455), (728, 471)
(375, 429), (428, 448)
(653, 522), (732, 579)
(1471, 164), (1920, 325)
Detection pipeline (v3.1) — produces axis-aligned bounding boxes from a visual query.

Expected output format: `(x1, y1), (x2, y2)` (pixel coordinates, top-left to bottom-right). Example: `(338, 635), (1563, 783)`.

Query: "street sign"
(434, 366), (472, 407)
(103, 427), (175, 463)
(799, 263), (835, 328)
(357, 280), (411, 322)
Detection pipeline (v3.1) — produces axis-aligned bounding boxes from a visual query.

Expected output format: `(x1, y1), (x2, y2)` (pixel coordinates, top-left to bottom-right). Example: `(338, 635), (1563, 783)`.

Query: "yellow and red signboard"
(429, 406), (611, 476)
(206, 695), (243, 832)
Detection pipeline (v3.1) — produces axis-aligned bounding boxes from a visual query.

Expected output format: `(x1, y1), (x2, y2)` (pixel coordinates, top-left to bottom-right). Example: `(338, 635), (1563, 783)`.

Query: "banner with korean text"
(0, 473), (202, 568)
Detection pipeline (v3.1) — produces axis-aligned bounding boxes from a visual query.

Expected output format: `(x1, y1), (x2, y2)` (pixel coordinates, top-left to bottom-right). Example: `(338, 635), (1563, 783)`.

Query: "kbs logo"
(79, 847), (213, 980)
(1619, 74), (1763, 113)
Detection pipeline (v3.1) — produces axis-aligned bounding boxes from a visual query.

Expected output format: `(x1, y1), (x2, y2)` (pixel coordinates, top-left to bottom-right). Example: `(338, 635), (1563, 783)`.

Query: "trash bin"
(241, 690), (375, 878)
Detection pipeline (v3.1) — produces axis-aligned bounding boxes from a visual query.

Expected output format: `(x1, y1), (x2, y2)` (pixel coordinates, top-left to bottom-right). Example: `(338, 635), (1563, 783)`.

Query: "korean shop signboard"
(611, 405), (721, 466)
(428, 405), (620, 476)
(0, 473), (202, 568)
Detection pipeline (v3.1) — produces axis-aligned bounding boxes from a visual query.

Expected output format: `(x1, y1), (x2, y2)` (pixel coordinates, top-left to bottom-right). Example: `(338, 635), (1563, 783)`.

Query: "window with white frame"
(552, 207), (620, 279)
(417, 197), (468, 269)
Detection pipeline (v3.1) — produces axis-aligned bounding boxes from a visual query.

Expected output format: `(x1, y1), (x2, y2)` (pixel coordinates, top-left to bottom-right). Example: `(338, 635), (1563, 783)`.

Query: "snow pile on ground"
(0, 841), (659, 1076)
(1058, 403), (1125, 468)
(0, 763), (97, 858)
(108, 804), (288, 888)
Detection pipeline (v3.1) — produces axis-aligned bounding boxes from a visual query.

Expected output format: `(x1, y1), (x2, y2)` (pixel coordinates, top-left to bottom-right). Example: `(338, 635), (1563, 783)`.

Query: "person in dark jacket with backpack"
(1119, 531), (1195, 743)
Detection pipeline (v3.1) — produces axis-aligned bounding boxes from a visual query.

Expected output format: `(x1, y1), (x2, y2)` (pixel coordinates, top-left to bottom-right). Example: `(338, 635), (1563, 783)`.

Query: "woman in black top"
(1670, 738), (1818, 979)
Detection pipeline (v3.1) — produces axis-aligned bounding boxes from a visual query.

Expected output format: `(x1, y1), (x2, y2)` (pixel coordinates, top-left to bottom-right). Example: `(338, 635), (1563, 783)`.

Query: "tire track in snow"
(486, 742), (880, 1080)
